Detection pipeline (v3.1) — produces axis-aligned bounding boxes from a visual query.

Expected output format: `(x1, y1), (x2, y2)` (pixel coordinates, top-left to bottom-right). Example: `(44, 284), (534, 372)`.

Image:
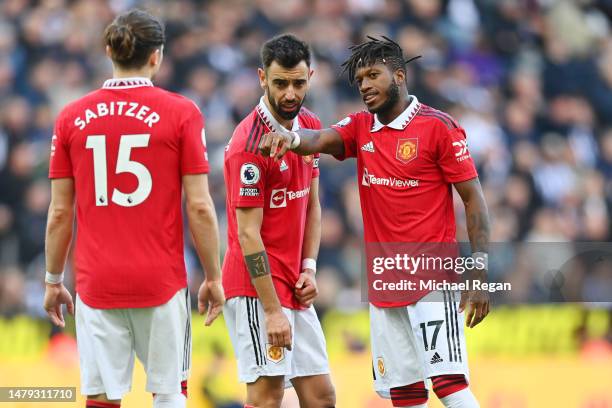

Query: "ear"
(105, 45), (112, 58)
(150, 48), (162, 67)
(308, 68), (314, 80)
(257, 67), (266, 89)
(394, 68), (405, 84)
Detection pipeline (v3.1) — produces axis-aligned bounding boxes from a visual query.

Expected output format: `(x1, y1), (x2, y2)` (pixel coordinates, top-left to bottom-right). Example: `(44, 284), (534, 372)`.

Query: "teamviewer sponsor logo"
(362, 167), (419, 189)
(270, 186), (311, 208)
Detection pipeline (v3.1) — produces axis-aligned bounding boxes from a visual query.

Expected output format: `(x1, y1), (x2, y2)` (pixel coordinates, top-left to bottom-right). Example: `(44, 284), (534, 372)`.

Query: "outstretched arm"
(259, 128), (345, 159)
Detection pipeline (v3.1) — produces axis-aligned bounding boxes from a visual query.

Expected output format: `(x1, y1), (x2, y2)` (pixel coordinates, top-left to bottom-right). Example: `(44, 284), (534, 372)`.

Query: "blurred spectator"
(2, 0), (612, 318)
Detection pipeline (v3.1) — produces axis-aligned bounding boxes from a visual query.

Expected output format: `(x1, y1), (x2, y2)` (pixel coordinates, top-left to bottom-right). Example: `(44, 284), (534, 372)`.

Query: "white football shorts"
(75, 288), (191, 400)
(224, 296), (330, 386)
(370, 290), (470, 399)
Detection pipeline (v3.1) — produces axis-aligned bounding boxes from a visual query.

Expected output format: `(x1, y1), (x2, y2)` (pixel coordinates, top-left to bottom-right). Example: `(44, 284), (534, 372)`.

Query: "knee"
(319, 388), (336, 407)
(249, 387), (284, 408)
(152, 393), (186, 408)
(309, 386), (336, 408)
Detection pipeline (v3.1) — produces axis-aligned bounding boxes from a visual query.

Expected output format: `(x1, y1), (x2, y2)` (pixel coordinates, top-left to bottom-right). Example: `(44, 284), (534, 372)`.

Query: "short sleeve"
(331, 114), (360, 161)
(227, 151), (268, 208)
(48, 114), (73, 179)
(308, 115), (322, 178)
(437, 126), (478, 183)
(312, 153), (320, 178)
(180, 104), (209, 175)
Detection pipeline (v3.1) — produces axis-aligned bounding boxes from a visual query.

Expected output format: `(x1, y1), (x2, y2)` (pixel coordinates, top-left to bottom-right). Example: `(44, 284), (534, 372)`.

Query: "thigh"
(407, 290), (470, 380)
(291, 374), (334, 407)
(76, 295), (135, 400)
(246, 375), (285, 407)
(369, 304), (424, 399)
(130, 288), (190, 395)
(224, 296), (294, 384)
(288, 306), (330, 381)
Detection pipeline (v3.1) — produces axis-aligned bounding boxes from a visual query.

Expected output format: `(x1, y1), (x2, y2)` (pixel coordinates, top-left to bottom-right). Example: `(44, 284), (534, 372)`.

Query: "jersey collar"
(102, 77), (154, 89)
(371, 96), (421, 132)
(256, 96), (300, 133)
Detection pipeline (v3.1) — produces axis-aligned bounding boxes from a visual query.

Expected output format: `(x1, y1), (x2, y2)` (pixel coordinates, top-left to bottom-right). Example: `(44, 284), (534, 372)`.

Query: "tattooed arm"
(455, 178), (490, 253)
(236, 207), (292, 349)
(454, 178), (491, 328)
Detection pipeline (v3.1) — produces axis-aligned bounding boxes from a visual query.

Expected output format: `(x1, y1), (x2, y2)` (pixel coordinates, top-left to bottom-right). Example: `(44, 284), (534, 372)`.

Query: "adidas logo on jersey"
(361, 141), (375, 153)
(279, 160), (288, 171)
(430, 352), (443, 364)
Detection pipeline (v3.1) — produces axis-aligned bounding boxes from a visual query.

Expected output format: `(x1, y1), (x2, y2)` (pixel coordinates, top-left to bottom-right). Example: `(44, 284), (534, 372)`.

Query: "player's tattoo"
(245, 251), (270, 278)
(466, 212), (490, 254)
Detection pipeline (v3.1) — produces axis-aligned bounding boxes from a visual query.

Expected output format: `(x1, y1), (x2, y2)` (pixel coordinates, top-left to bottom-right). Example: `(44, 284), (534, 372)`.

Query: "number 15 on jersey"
(86, 134), (152, 207)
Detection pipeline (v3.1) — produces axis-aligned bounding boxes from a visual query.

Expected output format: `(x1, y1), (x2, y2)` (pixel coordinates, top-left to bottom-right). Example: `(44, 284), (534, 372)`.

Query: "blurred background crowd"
(1, 0), (612, 319)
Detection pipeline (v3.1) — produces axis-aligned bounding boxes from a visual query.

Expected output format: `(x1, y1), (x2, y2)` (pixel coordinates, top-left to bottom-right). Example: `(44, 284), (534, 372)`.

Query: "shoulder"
(58, 89), (101, 117)
(333, 110), (372, 129)
(415, 104), (461, 132)
(154, 88), (202, 115)
(54, 89), (104, 129)
(298, 106), (321, 129)
(227, 111), (266, 155)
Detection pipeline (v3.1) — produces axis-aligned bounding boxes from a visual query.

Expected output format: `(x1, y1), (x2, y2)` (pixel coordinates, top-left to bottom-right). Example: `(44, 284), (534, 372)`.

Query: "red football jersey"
(49, 77), (209, 309)
(331, 96), (478, 307)
(223, 98), (320, 310)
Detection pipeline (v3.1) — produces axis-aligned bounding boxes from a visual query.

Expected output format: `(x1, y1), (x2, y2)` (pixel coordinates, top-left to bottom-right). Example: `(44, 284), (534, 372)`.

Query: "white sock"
(152, 393), (186, 408)
(439, 388), (479, 408)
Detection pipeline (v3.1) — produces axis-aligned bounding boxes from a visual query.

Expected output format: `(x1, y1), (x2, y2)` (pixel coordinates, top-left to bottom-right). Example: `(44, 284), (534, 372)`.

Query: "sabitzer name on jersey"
(74, 101), (161, 130)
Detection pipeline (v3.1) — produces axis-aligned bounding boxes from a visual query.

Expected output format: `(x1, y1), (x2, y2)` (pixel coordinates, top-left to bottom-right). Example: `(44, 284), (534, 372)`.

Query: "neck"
(263, 95), (293, 130)
(113, 68), (152, 79)
(377, 94), (411, 125)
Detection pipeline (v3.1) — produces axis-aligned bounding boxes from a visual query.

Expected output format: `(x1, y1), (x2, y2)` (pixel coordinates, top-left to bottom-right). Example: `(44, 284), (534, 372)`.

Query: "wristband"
(45, 271), (64, 284)
(471, 252), (488, 270)
(302, 258), (317, 273)
(289, 131), (301, 149)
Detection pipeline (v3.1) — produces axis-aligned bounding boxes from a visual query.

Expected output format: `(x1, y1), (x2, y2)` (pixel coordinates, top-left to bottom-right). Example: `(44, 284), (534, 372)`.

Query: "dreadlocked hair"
(341, 35), (421, 85)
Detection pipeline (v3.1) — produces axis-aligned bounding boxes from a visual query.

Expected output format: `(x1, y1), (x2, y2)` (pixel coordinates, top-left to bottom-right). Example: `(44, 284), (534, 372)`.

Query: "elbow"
(47, 205), (73, 225)
(187, 199), (216, 221)
(237, 226), (260, 248)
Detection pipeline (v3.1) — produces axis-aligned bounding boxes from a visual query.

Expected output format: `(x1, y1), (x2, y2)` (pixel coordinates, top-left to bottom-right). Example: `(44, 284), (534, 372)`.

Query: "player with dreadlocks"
(259, 36), (489, 407)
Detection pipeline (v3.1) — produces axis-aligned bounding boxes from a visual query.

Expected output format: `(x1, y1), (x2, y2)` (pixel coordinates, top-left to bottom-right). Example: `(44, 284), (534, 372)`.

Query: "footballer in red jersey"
(222, 35), (335, 408)
(260, 37), (490, 408)
(43, 10), (224, 408)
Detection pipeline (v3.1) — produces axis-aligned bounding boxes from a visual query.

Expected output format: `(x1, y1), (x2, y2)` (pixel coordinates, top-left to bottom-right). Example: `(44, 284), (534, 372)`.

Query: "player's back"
(50, 78), (209, 309)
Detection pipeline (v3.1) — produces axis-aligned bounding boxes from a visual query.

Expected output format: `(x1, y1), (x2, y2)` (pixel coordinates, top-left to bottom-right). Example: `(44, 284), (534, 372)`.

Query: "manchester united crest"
(396, 138), (418, 163)
(377, 357), (386, 377)
(303, 155), (314, 164)
(266, 343), (285, 363)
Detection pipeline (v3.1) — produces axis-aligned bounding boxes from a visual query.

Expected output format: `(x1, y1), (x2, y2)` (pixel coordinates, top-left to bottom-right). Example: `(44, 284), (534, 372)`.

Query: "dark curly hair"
(260, 34), (311, 70)
(341, 35), (420, 84)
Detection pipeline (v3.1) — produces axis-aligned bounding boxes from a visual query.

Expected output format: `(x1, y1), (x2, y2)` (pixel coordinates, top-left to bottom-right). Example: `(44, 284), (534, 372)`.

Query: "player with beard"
(260, 36), (490, 408)
(222, 34), (335, 408)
